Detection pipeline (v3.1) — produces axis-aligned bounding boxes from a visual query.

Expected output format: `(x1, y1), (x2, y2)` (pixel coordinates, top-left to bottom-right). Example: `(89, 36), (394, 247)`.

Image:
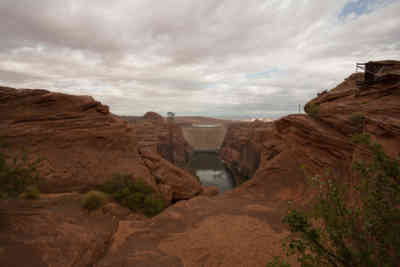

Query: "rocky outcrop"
(139, 146), (202, 203)
(0, 194), (122, 267)
(220, 122), (263, 184)
(143, 111), (164, 122)
(305, 71), (400, 158)
(0, 87), (201, 203)
(200, 186), (219, 197)
(128, 111), (193, 167)
(221, 67), (400, 202)
(155, 123), (193, 167)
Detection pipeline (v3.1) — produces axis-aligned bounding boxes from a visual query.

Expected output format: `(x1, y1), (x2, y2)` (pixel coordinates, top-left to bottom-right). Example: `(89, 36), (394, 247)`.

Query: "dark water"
(188, 152), (235, 193)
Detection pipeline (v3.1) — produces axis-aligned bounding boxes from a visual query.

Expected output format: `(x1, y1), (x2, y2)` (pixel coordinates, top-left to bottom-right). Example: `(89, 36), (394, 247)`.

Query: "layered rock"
(220, 122), (263, 184)
(127, 112), (193, 167)
(0, 86), (201, 203)
(2, 62), (400, 267)
(0, 86), (201, 267)
(221, 69), (400, 202)
(0, 194), (122, 267)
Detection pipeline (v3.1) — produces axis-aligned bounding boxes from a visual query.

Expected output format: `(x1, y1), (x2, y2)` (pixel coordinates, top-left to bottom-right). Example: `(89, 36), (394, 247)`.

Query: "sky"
(0, 0), (399, 119)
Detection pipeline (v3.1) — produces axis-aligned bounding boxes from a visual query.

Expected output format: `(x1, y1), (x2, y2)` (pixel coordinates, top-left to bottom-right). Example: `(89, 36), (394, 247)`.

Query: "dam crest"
(181, 124), (227, 152)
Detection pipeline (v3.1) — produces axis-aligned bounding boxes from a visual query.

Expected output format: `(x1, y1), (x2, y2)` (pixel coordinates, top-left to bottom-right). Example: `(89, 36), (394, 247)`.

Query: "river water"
(187, 152), (235, 193)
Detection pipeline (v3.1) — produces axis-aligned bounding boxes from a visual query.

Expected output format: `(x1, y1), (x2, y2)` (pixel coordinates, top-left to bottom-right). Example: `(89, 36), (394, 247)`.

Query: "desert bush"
(101, 174), (128, 194)
(304, 103), (320, 119)
(82, 190), (109, 211)
(100, 174), (165, 217)
(20, 185), (40, 200)
(101, 174), (153, 195)
(143, 195), (165, 217)
(267, 134), (400, 267)
(122, 192), (145, 211)
(0, 144), (41, 199)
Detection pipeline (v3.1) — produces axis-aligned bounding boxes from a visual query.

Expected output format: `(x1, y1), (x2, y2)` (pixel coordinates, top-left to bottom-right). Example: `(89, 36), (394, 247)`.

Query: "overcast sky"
(0, 0), (399, 118)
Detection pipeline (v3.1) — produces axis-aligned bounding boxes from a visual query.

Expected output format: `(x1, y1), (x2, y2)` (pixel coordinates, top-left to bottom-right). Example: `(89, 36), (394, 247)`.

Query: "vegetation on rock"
(20, 185), (41, 200)
(268, 134), (400, 267)
(0, 143), (41, 199)
(82, 190), (110, 211)
(100, 174), (165, 217)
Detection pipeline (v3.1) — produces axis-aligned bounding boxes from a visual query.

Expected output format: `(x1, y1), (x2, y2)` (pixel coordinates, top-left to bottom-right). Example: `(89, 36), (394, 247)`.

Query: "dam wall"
(181, 124), (227, 152)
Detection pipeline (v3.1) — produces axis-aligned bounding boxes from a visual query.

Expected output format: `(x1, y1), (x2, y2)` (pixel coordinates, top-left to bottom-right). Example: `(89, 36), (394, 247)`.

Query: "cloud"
(0, 0), (399, 118)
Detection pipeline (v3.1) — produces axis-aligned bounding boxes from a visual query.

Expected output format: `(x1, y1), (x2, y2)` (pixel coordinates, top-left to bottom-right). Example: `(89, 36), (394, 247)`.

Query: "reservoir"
(187, 152), (235, 193)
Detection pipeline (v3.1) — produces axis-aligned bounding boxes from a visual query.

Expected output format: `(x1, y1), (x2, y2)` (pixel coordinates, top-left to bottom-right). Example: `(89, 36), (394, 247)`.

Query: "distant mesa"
(143, 111), (164, 122)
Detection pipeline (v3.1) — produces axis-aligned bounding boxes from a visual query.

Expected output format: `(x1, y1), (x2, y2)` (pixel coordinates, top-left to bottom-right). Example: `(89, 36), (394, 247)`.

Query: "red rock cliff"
(0, 86), (201, 203)
(221, 66), (400, 203)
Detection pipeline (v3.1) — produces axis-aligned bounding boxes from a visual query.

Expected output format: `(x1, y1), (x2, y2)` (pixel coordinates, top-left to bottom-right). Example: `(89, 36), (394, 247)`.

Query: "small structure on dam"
(181, 124), (227, 152)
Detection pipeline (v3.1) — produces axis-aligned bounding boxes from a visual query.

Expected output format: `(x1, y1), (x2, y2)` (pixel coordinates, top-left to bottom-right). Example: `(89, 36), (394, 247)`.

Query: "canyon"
(0, 60), (400, 266)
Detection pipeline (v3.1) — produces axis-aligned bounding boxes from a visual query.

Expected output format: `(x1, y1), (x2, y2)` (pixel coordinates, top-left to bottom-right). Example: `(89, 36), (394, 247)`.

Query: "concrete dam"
(181, 124), (227, 152)
(182, 124), (234, 192)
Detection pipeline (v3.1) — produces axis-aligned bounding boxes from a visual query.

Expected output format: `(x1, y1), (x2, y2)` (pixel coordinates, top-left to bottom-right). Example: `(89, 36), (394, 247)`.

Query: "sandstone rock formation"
(0, 194), (120, 267)
(200, 186), (219, 197)
(1, 61), (400, 267)
(0, 87), (201, 203)
(143, 111), (164, 122)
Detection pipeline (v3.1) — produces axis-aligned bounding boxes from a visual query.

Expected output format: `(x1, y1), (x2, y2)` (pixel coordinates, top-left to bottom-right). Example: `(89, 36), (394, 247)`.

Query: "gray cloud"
(0, 0), (399, 118)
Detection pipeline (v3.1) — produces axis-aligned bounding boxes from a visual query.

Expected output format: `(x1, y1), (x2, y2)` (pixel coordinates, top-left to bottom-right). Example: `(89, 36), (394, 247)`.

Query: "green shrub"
(143, 195), (165, 217)
(100, 174), (165, 217)
(82, 190), (109, 211)
(304, 103), (320, 119)
(131, 179), (153, 194)
(101, 174), (153, 195)
(351, 132), (371, 144)
(20, 185), (40, 200)
(123, 192), (145, 211)
(101, 174), (127, 194)
(268, 134), (400, 267)
(266, 257), (291, 267)
(0, 144), (41, 199)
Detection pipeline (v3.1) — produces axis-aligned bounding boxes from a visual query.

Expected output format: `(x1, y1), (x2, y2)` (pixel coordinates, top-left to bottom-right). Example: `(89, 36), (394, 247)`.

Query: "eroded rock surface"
(0, 194), (122, 267)
(0, 87), (201, 203)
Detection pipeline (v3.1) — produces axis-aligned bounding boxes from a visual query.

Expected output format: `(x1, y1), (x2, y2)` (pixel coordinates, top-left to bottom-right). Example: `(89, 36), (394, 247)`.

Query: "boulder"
(200, 186), (219, 197)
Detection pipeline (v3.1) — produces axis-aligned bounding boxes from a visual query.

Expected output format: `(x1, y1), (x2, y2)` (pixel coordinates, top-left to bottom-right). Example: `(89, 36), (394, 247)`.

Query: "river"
(187, 152), (235, 193)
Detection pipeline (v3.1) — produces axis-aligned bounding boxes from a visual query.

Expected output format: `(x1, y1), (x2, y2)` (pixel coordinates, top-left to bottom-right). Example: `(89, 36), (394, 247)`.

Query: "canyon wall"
(221, 69), (400, 203)
(0, 86), (201, 203)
